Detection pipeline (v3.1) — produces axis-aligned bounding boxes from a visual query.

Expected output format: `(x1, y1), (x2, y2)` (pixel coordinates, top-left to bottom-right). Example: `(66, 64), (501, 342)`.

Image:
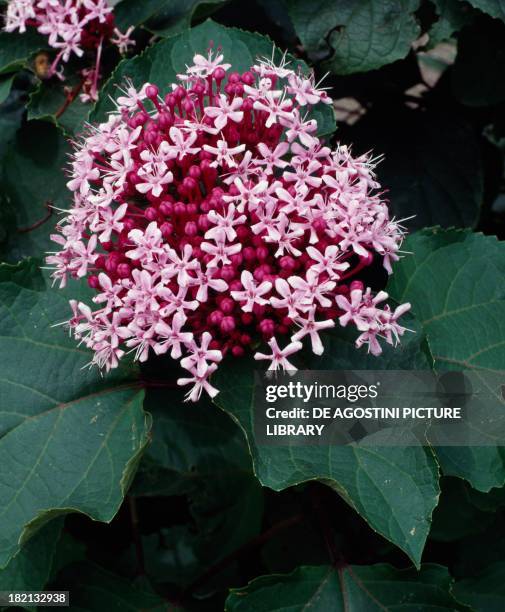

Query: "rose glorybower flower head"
(46, 47), (411, 402)
(4, 0), (134, 101)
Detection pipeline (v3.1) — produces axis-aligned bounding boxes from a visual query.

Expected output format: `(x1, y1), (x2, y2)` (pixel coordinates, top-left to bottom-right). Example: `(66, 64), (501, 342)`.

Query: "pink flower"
(270, 278), (307, 318)
(306, 245), (349, 279)
(159, 287), (199, 318)
(253, 92), (293, 127)
(255, 142), (289, 175)
(288, 269), (336, 308)
(67, 154), (100, 195)
(224, 178), (269, 214)
(126, 321), (157, 362)
(154, 312), (193, 358)
(183, 50), (231, 79)
(280, 109), (317, 146)
(181, 332), (222, 377)
(167, 127), (199, 160)
(93, 272), (123, 308)
(254, 338), (303, 371)
(111, 26), (135, 54)
(200, 240), (242, 267)
(336, 289), (369, 330)
(291, 307), (334, 355)
(166, 244), (200, 286)
(205, 94), (244, 131)
(126, 222), (163, 261)
(116, 82), (148, 110)
(91, 202), (128, 242)
(4, 0), (135, 100)
(287, 73), (325, 106)
(356, 325), (383, 356)
(203, 139), (246, 167)
(71, 234), (98, 277)
(47, 48), (410, 401)
(136, 163), (173, 197)
(231, 270), (272, 312)
(206, 204), (246, 242)
(178, 364), (220, 402)
(190, 267), (228, 302)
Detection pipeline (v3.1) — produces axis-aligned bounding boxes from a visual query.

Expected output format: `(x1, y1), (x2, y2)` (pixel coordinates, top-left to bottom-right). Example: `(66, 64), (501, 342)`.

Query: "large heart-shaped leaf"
(285, 0), (420, 74)
(93, 19), (335, 139)
(0, 260), (150, 567)
(214, 320), (440, 567)
(388, 228), (505, 491)
(226, 564), (466, 610)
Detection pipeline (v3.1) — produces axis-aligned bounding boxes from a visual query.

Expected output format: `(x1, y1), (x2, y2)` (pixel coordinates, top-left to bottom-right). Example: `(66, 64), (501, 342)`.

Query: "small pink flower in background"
(3, 0), (135, 102)
(46, 48), (411, 402)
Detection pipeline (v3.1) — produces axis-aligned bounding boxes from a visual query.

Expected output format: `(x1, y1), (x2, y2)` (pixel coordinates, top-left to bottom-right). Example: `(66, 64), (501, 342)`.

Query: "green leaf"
(0, 31), (46, 75)
(114, 0), (228, 37)
(388, 228), (505, 491)
(466, 0), (505, 20)
(133, 388), (263, 592)
(52, 562), (166, 611)
(27, 79), (90, 136)
(93, 19), (335, 138)
(285, 0), (420, 74)
(343, 108), (482, 229)
(428, 0), (475, 46)
(114, 0), (170, 28)
(388, 229), (505, 375)
(0, 519), (64, 593)
(434, 446), (505, 493)
(214, 321), (440, 567)
(226, 564), (466, 610)
(0, 120), (71, 262)
(453, 562), (505, 611)
(0, 260), (150, 568)
(452, 18), (505, 106)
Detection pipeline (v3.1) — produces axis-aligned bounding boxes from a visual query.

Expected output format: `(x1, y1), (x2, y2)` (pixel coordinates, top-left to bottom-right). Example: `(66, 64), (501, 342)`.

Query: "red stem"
(55, 79), (85, 119)
(17, 201), (53, 233)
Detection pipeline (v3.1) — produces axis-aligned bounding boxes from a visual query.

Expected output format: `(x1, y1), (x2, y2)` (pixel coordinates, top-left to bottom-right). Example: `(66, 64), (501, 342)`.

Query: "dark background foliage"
(1, 0), (505, 610)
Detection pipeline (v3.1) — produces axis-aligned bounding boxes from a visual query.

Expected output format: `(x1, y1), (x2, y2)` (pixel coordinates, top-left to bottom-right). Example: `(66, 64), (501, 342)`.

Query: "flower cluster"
(46, 48), (411, 401)
(4, 0), (134, 101)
